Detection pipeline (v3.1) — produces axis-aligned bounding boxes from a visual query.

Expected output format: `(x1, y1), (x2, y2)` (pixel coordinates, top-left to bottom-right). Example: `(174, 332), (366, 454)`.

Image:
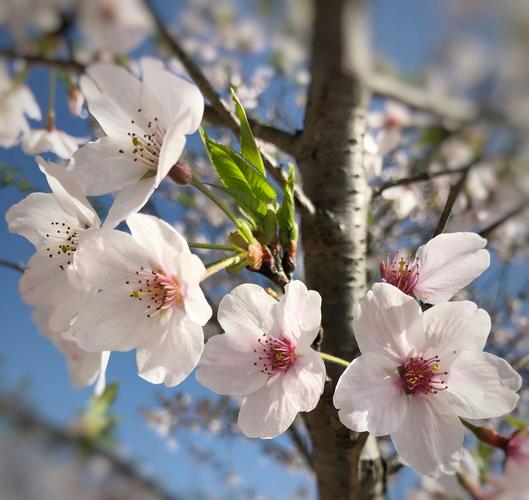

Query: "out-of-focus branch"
(370, 72), (479, 124)
(0, 48), (85, 72)
(287, 418), (313, 469)
(0, 258), (26, 273)
(0, 397), (175, 500)
(433, 169), (470, 237)
(143, 0), (314, 215)
(479, 201), (529, 239)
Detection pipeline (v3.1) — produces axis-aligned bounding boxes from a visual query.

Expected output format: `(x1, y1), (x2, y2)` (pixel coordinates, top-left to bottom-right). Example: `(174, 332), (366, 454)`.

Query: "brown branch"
(370, 71), (479, 124)
(433, 168), (470, 237)
(0, 258), (26, 273)
(0, 48), (85, 72)
(479, 201), (529, 239)
(287, 418), (314, 469)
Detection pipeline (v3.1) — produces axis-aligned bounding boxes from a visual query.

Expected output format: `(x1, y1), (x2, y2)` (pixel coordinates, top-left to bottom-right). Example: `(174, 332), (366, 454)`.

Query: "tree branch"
(0, 258), (26, 273)
(370, 71), (479, 124)
(287, 418), (314, 469)
(479, 201), (529, 239)
(433, 169), (470, 237)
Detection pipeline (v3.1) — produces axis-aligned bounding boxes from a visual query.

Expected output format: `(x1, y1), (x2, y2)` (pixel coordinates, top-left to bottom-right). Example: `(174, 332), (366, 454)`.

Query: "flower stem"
(460, 418), (509, 449)
(319, 352), (350, 368)
(203, 254), (243, 280)
(189, 242), (243, 252)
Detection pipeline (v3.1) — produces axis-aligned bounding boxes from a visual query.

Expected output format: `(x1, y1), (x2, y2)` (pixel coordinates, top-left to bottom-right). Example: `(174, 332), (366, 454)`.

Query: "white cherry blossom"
(333, 283), (521, 476)
(78, 0), (152, 54)
(71, 59), (203, 228)
(0, 61), (41, 148)
(380, 232), (490, 304)
(6, 157), (100, 332)
(32, 307), (109, 394)
(22, 127), (87, 160)
(196, 281), (325, 439)
(72, 213), (212, 387)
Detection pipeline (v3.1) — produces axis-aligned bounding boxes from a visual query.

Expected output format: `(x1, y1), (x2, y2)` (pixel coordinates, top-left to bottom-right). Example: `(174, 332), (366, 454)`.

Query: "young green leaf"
(230, 88), (266, 176)
(277, 164), (298, 245)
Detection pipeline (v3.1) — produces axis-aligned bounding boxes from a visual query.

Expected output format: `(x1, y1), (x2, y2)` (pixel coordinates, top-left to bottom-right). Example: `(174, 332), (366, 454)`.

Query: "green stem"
(191, 176), (241, 229)
(188, 242), (242, 252)
(319, 352), (350, 368)
(203, 254), (243, 280)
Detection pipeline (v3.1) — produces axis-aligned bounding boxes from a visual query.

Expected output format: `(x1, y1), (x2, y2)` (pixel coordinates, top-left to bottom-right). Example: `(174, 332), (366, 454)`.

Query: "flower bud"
(170, 160), (193, 185)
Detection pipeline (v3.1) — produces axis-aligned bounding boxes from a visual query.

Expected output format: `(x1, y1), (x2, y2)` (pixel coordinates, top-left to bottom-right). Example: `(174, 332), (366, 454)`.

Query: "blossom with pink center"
(70, 58), (203, 228)
(72, 213), (212, 387)
(333, 283), (521, 476)
(380, 232), (490, 304)
(196, 281), (325, 439)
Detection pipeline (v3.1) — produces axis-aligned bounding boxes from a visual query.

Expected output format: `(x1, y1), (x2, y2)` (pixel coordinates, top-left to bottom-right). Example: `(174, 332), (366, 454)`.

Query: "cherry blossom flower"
(6, 157), (101, 332)
(381, 185), (419, 219)
(22, 127), (87, 160)
(380, 232), (490, 304)
(32, 307), (109, 394)
(72, 213), (212, 387)
(0, 61), (41, 148)
(196, 281), (325, 439)
(71, 59), (204, 228)
(333, 283), (521, 476)
(78, 0), (152, 54)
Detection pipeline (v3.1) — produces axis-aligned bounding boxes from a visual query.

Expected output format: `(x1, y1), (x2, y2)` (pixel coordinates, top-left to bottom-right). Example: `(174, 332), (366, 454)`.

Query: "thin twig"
(479, 201), (529, 239)
(433, 169), (470, 237)
(287, 418), (313, 469)
(0, 48), (85, 72)
(0, 258), (26, 273)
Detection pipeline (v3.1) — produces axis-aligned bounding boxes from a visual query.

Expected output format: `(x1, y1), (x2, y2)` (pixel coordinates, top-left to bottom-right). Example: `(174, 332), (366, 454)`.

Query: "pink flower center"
(253, 334), (297, 375)
(380, 253), (420, 296)
(127, 266), (184, 318)
(398, 355), (448, 395)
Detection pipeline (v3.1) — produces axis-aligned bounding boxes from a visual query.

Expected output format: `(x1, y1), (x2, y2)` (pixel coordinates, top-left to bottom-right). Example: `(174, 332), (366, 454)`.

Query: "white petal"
(184, 284), (212, 326)
(73, 289), (151, 352)
(103, 178), (156, 229)
(217, 284), (278, 338)
(71, 137), (147, 196)
(353, 283), (424, 362)
(196, 332), (268, 396)
(415, 232), (490, 304)
(283, 350), (326, 412)
(391, 395), (464, 476)
(156, 117), (187, 185)
(75, 228), (149, 290)
(237, 377), (300, 438)
(126, 213), (189, 270)
(423, 301), (491, 366)
(6, 193), (77, 247)
(136, 318), (203, 387)
(275, 280), (322, 352)
(141, 58), (204, 133)
(333, 352), (407, 435)
(94, 351), (111, 396)
(445, 351), (521, 419)
(37, 157), (99, 227)
(81, 64), (143, 137)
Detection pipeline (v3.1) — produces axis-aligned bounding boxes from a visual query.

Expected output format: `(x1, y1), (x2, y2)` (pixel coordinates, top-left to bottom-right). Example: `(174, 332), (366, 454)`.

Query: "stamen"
(398, 355), (448, 395)
(253, 334), (297, 375)
(380, 252), (420, 296)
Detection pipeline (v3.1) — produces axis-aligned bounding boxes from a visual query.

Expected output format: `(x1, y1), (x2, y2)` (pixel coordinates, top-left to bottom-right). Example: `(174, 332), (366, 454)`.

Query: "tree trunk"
(297, 0), (385, 498)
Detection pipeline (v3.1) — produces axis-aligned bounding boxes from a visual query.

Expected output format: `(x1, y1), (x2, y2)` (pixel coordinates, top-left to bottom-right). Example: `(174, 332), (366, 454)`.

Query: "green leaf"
(277, 164), (298, 245)
(261, 208), (277, 245)
(201, 128), (275, 219)
(81, 383), (119, 443)
(230, 88), (265, 176)
(504, 415), (527, 430)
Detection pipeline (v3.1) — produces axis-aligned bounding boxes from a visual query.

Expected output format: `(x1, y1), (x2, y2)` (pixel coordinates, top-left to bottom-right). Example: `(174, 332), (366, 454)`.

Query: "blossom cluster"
(3, 54), (524, 484)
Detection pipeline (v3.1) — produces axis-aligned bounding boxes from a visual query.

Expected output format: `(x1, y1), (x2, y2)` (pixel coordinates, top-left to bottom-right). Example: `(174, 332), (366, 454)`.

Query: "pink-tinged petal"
(71, 137), (147, 196)
(81, 64), (143, 137)
(141, 58), (204, 134)
(75, 229), (149, 290)
(103, 178), (156, 229)
(217, 284), (277, 338)
(423, 301), (491, 366)
(353, 283), (424, 362)
(73, 289), (151, 352)
(47, 287), (87, 332)
(237, 377), (300, 438)
(136, 318), (203, 387)
(37, 157), (99, 228)
(184, 284), (212, 326)
(94, 351), (111, 396)
(415, 232), (490, 304)
(445, 351), (521, 419)
(126, 213), (189, 270)
(391, 395), (464, 476)
(155, 119), (186, 185)
(275, 280), (322, 352)
(333, 352), (407, 435)
(283, 350), (326, 412)
(196, 332), (268, 396)
(6, 193), (78, 247)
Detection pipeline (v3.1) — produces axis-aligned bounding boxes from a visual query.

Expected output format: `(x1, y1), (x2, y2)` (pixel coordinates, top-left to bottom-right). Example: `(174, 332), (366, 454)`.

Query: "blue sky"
(0, 1), (496, 498)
